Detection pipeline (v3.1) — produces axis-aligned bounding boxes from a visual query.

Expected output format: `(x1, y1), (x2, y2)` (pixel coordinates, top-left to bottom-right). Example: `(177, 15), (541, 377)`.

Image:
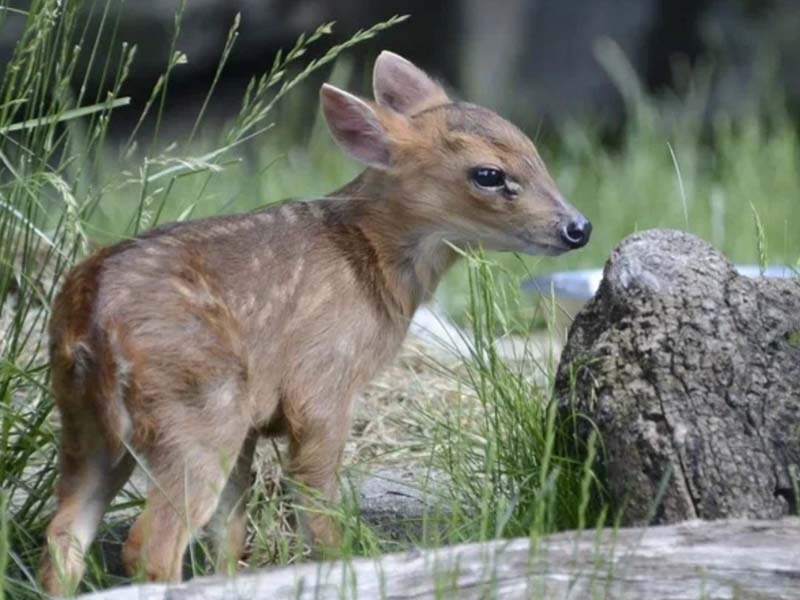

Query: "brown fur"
(39, 51), (589, 595)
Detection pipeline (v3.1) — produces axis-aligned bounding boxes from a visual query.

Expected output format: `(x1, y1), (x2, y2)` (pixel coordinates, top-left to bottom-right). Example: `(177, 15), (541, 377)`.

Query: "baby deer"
(39, 51), (591, 595)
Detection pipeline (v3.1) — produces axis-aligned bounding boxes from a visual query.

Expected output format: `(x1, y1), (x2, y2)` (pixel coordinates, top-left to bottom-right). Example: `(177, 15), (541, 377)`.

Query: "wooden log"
(78, 518), (800, 600)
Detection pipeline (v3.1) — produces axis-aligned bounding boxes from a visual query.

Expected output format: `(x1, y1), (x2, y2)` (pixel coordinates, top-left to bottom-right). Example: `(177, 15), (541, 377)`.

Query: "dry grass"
(348, 339), (470, 467)
(239, 336), (475, 565)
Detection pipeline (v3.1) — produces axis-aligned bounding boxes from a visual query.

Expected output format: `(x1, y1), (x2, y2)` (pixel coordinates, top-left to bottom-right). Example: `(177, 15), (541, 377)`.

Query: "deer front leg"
(285, 403), (352, 552)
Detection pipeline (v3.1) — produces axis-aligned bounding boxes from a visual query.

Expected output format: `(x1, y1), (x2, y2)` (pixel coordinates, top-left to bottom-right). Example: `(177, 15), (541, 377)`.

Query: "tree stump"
(555, 229), (800, 525)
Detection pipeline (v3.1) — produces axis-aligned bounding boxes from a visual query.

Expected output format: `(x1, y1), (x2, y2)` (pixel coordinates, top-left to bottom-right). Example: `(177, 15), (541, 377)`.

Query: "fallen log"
(78, 518), (800, 600)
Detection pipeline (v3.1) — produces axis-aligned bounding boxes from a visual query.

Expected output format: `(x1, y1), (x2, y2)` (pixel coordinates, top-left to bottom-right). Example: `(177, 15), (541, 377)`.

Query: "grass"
(0, 1), (798, 598)
(404, 250), (603, 546)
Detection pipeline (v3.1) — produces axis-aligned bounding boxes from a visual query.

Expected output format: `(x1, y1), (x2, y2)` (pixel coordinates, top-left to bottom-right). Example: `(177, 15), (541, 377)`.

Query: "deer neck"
(328, 172), (458, 320)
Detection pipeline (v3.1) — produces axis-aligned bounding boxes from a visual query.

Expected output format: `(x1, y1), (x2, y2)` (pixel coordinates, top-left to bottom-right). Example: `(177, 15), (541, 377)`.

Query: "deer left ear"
(373, 51), (449, 115)
(320, 83), (391, 170)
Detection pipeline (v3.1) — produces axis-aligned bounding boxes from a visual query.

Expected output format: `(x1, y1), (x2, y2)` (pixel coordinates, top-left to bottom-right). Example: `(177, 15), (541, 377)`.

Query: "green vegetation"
(0, 1), (797, 597)
(409, 251), (604, 544)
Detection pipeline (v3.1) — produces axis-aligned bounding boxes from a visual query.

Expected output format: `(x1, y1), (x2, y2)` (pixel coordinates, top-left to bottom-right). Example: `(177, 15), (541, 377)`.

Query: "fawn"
(39, 51), (591, 595)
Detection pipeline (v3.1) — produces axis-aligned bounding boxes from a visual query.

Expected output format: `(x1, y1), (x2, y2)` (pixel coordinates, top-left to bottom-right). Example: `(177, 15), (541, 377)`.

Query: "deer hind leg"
(121, 422), (249, 582)
(39, 417), (135, 597)
(206, 428), (258, 573)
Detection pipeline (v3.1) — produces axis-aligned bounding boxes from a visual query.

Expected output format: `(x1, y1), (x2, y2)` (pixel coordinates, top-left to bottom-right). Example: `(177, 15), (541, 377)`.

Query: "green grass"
(0, 1), (798, 598)
(406, 251), (605, 545)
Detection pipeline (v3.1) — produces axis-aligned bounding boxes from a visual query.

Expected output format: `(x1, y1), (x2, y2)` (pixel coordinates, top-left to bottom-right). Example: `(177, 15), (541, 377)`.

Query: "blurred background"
(3, 0), (799, 131)
(0, 0), (798, 318)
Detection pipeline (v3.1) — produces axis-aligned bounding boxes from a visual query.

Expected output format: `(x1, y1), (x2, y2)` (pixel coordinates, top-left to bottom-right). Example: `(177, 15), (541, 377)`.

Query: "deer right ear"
(320, 83), (391, 169)
(373, 51), (449, 115)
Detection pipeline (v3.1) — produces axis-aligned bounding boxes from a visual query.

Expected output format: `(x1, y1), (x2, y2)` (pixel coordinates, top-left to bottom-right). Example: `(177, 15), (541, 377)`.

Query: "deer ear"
(320, 83), (391, 169)
(373, 51), (449, 115)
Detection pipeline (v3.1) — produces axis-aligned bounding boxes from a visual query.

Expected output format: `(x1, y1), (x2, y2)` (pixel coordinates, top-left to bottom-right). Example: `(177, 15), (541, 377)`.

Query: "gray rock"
(555, 229), (800, 525)
(348, 467), (449, 541)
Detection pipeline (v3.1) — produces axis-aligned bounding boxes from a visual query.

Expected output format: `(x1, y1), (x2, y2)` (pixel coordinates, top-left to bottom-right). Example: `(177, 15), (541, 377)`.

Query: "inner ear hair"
(320, 83), (392, 170)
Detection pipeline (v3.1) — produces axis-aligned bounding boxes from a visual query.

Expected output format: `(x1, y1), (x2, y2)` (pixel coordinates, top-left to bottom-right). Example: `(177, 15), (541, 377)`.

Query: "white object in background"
(523, 264), (795, 303)
(408, 304), (561, 367)
(408, 304), (475, 359)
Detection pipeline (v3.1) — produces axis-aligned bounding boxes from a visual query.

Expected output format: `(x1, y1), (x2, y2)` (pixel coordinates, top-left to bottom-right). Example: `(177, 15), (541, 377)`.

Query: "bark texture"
(555, 229), (800, 525)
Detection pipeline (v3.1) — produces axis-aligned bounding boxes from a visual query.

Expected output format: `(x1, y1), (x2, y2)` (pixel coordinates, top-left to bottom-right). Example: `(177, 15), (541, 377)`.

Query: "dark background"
(2, 0), (799, 135)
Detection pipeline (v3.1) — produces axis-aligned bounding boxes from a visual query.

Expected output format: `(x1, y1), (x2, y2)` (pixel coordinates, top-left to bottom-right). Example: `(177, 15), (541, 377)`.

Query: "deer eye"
(470, 167), (505, 189)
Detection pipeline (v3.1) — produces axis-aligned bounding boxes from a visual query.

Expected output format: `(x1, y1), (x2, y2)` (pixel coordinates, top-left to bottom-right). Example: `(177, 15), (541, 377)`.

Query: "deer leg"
(39, 432), (134, 597)
(286, 408), (351, 553)
(206, 429), (258, 573)
(121, 426), (248, 582)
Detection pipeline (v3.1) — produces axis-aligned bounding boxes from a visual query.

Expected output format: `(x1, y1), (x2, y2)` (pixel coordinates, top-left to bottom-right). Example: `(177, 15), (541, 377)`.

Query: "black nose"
(561, 216), (592, 249)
